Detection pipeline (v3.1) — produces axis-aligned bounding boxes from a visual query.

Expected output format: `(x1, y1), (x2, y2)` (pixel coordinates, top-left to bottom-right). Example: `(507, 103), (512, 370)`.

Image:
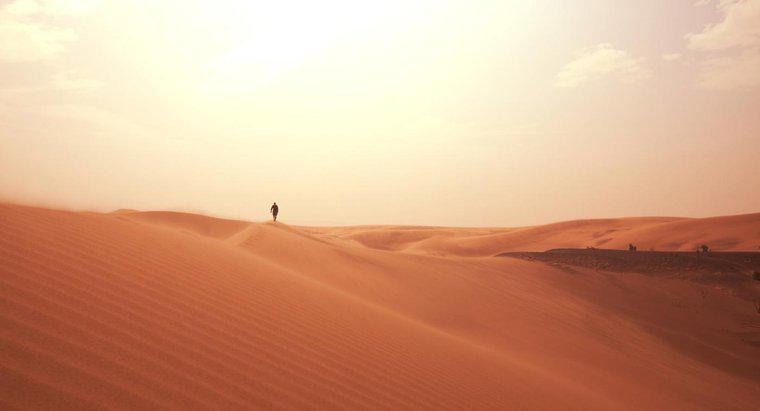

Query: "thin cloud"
(0, 0), (102, 91)
(686, 0), (760, 89)
(662, 53), (683, 61)
(555, 43), (650, 88)
(0, 0), (99, 62)
(0, 19), (76, 62)
(687, 0), (760, 50)
(5, 0), (100, 16)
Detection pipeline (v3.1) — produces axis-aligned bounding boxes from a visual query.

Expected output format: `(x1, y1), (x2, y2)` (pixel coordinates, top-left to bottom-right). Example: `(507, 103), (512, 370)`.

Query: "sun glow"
(192, 0), (437, 91)
(4, 0), (760, 227)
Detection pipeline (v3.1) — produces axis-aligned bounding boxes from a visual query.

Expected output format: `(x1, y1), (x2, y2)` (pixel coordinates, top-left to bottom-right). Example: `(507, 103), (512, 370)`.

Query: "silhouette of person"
(270, 202), (279, 222)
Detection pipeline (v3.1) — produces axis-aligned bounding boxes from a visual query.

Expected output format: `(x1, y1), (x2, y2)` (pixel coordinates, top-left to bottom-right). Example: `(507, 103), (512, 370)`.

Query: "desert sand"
(1, 203), (759, 410)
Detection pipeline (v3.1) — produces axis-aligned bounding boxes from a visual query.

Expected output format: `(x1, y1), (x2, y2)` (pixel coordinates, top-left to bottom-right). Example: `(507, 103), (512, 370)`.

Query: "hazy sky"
(1, 0), (759, 226)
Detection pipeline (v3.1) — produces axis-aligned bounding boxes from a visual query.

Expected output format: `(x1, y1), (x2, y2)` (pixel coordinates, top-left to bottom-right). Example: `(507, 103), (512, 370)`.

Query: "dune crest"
(306, 213), (760, 256)
(2, 203), (759, 410)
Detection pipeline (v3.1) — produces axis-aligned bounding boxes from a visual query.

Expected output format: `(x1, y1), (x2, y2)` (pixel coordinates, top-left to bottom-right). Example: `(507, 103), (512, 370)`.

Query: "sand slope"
(306, 213), (760, 256)
(1, 204), (759, 410)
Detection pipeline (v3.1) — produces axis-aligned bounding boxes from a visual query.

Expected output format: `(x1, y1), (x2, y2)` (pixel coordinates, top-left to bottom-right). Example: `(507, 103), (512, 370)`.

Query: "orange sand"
(305, 213), (760, 256)
(1, 203), (759, 410)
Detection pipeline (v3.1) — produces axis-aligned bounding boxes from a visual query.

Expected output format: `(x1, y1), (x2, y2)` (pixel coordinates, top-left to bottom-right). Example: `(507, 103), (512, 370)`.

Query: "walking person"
(270, 202), (279, 222)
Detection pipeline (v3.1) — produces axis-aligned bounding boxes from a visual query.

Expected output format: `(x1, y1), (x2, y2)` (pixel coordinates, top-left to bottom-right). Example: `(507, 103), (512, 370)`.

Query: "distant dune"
(1, 203), (759, 410)
(305, 213), (760, 256)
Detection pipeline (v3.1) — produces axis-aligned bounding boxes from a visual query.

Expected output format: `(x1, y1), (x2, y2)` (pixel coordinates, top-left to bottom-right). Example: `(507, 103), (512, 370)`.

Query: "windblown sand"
(2, 203), (759, 410)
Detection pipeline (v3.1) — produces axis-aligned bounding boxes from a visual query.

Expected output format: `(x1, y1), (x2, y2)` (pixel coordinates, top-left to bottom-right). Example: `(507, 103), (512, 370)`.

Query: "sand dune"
(306, 213), (760, 256)
(2, 203), (759, 410)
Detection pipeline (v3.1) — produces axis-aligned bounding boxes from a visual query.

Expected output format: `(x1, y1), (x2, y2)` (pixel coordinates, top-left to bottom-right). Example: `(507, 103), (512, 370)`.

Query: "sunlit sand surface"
(2, 203), (759, 409)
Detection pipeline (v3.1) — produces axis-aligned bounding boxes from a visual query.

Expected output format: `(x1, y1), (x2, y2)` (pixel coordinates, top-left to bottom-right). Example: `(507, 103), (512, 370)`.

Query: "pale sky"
(1, 0), (759, 226)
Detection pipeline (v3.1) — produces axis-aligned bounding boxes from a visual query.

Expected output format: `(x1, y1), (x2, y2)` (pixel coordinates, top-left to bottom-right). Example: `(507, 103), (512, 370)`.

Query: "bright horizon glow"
(201, 1), (414, 91)
(1, 0), (759, 226)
